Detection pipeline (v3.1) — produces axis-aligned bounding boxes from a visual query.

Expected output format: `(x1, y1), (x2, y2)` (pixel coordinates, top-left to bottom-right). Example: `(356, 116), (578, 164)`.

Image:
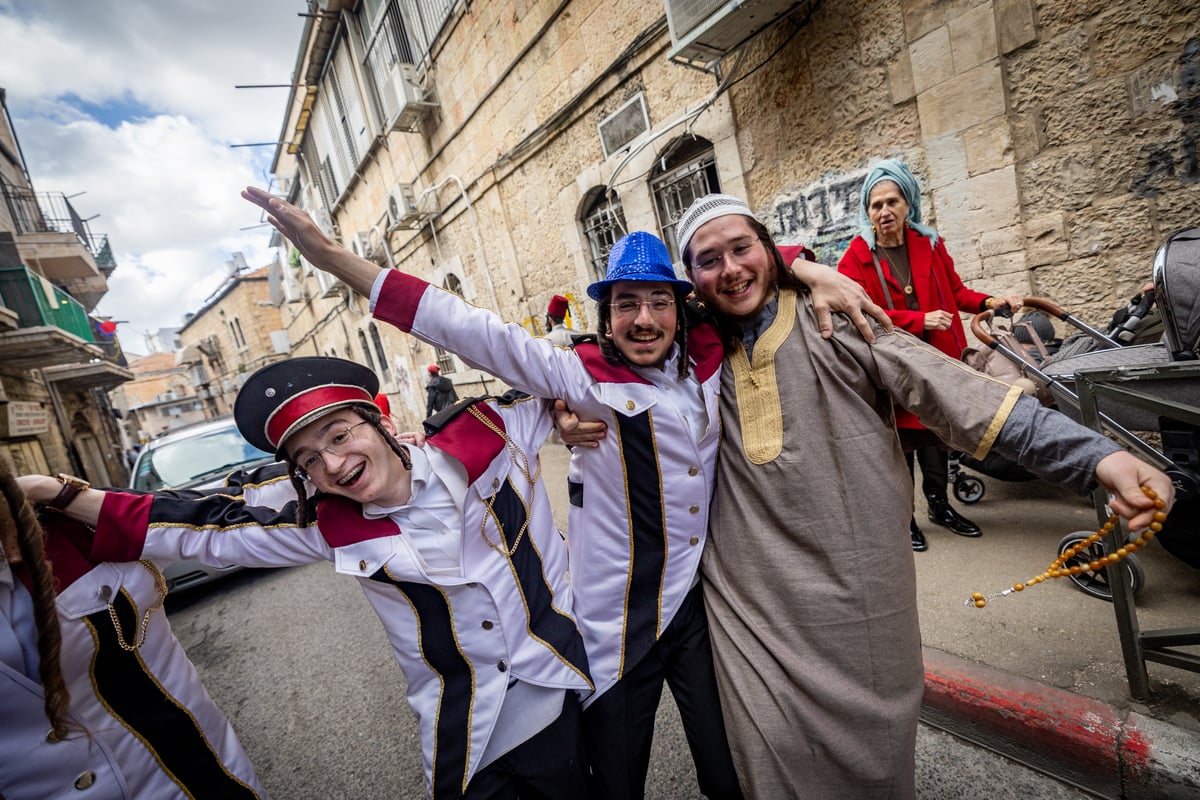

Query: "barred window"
(581, 189), (627, 283)
(369, 322), (390, 379)
(650, 137), (720, 264)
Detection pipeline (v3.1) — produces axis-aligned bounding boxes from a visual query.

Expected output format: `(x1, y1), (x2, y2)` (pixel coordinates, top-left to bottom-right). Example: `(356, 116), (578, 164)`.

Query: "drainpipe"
(416, 175), (502, 316)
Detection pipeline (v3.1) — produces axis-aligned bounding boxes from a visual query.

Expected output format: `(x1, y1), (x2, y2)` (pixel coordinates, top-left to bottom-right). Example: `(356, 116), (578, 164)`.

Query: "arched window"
(369, 322), (390, 379)
(650, 136), (720, 263)
(434, 275), (463, 373)
(580, 188), (627, 283)
(358, 330), (376, 373)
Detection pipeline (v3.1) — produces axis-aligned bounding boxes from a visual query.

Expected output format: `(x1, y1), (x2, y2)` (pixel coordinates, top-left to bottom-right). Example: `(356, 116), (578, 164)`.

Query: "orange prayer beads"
(967, 486), (1167, 608)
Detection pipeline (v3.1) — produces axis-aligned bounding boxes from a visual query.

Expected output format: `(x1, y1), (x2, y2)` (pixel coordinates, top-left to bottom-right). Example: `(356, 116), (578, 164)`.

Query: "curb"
(921, 647), (1200, 798)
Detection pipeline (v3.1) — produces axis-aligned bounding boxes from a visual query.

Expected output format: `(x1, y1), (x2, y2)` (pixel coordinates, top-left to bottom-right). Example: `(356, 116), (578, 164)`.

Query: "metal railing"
(0, 265), (94, 340)
(0, 179), (114, 268)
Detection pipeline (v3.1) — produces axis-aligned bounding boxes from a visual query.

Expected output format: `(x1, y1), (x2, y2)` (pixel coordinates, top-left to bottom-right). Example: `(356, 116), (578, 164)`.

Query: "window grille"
(650, 137), (720, 263)
(369, 322), (390, 378)
(358, 329), (376, 373)
(581, 190), (627, 283)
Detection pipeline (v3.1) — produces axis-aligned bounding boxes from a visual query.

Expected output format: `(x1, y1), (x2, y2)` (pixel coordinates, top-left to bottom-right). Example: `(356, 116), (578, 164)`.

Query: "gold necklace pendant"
(467, 406), (542, 558)
(108, 560), (168, 651)
(903, 285), (914, 295)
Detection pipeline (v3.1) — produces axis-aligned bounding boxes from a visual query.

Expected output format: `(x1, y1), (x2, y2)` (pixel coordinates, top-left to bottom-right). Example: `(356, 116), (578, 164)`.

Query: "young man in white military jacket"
(18, 357), (593, 800)
(2, 465), (268, 800)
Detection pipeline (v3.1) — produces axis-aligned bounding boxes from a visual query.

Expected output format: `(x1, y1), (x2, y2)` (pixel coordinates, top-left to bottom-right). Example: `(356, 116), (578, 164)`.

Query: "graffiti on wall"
(765, 169), (868, 266)
(391, 357), (424, 422)
(1133, 37), (1200, 197)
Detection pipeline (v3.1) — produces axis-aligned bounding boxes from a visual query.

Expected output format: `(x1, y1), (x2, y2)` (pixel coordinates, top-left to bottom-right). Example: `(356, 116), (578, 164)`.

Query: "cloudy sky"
(1, 0), (307, 353)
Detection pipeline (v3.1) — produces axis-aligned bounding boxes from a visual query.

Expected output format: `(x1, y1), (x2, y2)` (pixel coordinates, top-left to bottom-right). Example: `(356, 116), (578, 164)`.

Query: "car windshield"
(132, 427), (275, 491)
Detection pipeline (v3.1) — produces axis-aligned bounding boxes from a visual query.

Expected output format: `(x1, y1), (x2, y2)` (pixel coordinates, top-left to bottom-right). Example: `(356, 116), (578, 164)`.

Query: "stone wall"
(290, 0), (1200, 424)
(1009, 0), (1200, 320)
(731, 0), (1199, 324)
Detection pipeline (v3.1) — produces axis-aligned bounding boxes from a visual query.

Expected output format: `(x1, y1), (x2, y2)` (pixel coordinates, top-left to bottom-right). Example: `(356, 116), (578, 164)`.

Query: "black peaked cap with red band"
(234, 356), (380, 456)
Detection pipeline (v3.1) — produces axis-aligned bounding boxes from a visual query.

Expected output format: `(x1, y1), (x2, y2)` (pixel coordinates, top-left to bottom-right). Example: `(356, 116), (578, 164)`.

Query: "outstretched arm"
(790, 258), (893, 342)
(17, 474), (104, 526)
(242, 186), (383, 296)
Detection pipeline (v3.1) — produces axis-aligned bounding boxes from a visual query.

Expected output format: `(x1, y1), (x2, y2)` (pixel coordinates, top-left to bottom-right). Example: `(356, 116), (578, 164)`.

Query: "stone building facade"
(266, 0), (1198, 431)
(176, 263), (287, 420)
(109, 352), (207, 447)
(0, 87), (131, 483)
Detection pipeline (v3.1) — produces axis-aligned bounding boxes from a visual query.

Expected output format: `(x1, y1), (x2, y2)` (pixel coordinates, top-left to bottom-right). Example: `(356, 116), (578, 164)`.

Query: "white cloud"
(0, 0), (305, 350)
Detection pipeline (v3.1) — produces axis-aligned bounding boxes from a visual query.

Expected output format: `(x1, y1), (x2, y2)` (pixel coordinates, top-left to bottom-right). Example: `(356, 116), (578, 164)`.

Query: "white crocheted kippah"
(675, 193), (760, 260)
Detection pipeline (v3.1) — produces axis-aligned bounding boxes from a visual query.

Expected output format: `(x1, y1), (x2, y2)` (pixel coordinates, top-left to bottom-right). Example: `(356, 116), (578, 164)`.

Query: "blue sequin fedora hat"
(586, 231), (694, 301)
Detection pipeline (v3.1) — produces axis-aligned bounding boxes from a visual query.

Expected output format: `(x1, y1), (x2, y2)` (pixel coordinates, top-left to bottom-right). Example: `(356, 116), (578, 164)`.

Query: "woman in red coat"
(838, 159), (1023, 551)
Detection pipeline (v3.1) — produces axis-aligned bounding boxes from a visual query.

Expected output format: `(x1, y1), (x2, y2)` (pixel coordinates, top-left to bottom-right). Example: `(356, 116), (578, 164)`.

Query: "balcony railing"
(0, 265), (94, 340)
(0, 264), (128, 366)
(0, 178), (115, 270)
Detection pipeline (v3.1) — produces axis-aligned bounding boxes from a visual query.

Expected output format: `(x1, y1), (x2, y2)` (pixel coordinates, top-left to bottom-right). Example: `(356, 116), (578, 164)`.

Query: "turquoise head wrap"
(858, 158), (940, 250)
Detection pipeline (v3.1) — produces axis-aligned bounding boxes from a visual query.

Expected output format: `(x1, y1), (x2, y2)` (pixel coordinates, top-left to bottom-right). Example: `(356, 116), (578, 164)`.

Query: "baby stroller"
(963, 227), (1200, 601)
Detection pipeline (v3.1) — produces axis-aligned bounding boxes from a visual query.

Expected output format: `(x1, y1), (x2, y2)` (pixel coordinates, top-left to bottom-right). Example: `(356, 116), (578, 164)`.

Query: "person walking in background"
(1, 458), (267, 799)
(424, 363), (457, 417)
(544, 294), (578, 347)
(838, 159), (1025, 550)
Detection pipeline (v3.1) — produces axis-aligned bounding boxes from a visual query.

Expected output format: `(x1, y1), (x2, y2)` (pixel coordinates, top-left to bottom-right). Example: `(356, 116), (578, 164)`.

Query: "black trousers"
(581, 586), (742, 800)
(464, 694), (588, 800)
(899, 429), (950, 499)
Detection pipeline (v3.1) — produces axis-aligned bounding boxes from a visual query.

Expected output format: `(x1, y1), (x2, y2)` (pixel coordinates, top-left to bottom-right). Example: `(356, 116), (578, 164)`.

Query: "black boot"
(910, 518), (928, 551)
(926, 494), (982, 537)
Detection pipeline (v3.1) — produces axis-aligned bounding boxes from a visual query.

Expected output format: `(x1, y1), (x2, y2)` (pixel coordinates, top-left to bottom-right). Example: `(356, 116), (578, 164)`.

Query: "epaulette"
(422, 390), (533, 436)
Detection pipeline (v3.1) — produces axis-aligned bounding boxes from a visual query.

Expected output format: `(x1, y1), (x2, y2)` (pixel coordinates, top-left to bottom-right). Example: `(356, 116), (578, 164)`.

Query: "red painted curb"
(921, 649), (1153, 773)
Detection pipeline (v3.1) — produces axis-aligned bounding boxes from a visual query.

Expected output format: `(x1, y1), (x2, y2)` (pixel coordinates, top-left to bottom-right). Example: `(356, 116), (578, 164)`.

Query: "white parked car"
(129, 417), (280, 592)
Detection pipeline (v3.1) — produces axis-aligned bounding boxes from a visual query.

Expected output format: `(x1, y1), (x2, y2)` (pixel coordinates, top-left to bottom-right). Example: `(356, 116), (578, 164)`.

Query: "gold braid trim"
(727, 288), (796, 465)
(972, 385), (1024, 460)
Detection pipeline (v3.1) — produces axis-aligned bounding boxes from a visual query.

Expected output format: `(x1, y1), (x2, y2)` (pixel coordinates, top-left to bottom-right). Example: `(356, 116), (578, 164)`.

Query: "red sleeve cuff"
(373, 271), (430, 333)
(90, 492), (153, 563)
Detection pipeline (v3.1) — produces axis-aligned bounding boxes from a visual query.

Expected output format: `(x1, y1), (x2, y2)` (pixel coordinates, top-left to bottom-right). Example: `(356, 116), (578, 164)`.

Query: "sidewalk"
(922, 646), (1200, 798)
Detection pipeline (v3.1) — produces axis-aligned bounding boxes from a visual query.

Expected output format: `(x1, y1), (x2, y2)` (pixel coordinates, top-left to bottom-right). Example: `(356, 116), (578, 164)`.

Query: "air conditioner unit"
(312, 206), (339, 241)
(314, 267), (347, 299)
(280, 270), (303, 303)
(379, 62), (437, 133)
(665, 0), (809, 72)
(350, 231), (385, 264)
(268, 254), (304, 304)
(387, 183), (427, 229)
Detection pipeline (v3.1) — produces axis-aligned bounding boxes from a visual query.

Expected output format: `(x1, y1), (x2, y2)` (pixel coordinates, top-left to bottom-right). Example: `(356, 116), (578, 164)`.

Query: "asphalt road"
(163, 440), (1198, 798)
(168, 563), (1096, 799)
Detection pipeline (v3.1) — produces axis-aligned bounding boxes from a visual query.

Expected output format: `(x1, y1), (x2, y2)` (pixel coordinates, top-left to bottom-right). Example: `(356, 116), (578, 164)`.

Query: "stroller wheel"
(953, 476), (985, 504)
(1056, 532), (1146, 601)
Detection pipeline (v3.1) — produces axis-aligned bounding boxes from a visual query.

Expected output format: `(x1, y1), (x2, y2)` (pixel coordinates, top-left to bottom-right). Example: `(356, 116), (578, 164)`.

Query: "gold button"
(358, 560), (367, 571)
(75, 771), (96, 789)
(626, 400), (635, 410)
(688, 466), (698, 476)
(690, 536), (699, 546)
(481, 620), (494, 630)
(689, 505), (699, 514)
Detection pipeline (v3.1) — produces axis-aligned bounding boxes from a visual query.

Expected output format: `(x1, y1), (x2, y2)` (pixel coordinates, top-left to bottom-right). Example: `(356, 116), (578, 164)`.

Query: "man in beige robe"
(670, 194), (1173, 799)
